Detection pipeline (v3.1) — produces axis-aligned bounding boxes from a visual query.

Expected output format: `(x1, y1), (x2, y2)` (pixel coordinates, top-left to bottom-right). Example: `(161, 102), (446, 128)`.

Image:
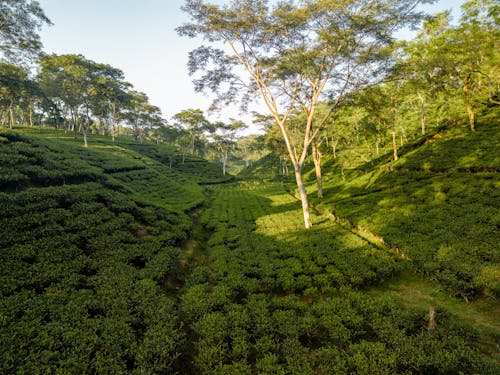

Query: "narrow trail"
(164, 205), (209, 292)
(168, 195), (214, 374)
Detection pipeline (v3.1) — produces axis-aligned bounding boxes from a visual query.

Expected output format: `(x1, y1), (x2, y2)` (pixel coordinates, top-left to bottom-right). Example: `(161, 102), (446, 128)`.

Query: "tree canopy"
(0, 0), (52, 63)
(178, 0), (435, 228)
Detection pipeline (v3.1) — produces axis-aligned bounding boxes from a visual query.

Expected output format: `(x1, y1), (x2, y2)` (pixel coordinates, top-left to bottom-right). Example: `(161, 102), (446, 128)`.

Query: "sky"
(38, 0), (465, 133)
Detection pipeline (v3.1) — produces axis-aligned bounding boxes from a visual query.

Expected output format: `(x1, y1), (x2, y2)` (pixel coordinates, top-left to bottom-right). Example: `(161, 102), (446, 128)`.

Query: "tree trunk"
(222, 150), (228, 175)
(83, 126), (88, 148)
(190, 134), (195, 155)
(463, 74), (475, 132)
(312, 143), (323, 198)
(391, 122), (398, 161)
(417, 92), (426, 135)
(29, 103), (34, 127)
(71, 109), (78, 140)
(8, 103), (14, 129)
(331, 135), (338, 159)
(293, 165), (312, 229)
(466, 104), (475, 132)
(19, 109), (26, 126)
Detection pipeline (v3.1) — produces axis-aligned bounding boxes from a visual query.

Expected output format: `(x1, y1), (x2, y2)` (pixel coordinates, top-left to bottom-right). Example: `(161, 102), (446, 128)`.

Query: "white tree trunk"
(293, 166), (312, 229)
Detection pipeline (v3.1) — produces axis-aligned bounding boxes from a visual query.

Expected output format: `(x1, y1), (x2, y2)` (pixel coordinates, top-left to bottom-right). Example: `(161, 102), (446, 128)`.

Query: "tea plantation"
(0, 129), (230, 373)
(0, 126), (498, 373)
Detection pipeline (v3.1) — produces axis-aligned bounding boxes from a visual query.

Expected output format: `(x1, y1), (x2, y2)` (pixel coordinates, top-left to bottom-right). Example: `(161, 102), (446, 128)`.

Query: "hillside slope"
(0, 129), (230, 373)
(305, 124), (500, 300)
(244, 123), (499, 300)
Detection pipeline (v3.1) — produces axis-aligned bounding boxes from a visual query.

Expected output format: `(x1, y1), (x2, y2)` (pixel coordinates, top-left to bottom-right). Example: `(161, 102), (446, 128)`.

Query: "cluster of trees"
(0, 0), (250, 174)
(180, 0), (499, 228)
(1, 52), (250, 173)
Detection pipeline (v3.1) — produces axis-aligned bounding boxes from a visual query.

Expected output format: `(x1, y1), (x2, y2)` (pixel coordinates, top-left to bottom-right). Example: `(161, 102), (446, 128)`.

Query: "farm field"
(0, 128), (229, 373)
(0, 125), (498, 374)
(2, 0), (499, 373)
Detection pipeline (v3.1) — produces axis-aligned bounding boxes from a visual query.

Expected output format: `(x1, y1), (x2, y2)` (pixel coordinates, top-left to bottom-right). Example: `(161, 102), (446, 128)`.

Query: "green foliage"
(0, 129), (224, 373)
(309, 123), (500, 299)
(180, 183), (497, 373)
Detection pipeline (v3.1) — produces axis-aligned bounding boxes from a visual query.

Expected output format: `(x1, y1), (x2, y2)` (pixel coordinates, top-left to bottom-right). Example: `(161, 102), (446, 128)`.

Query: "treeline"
(0, 3), (251, 172)
(0, 0), (500, 179)
(1, 56), (253, 176)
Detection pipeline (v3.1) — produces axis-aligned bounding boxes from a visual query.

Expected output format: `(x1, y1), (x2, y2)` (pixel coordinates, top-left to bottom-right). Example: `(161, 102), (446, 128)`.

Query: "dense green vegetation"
(1, 0), (498, 373)
(180, 145), (498, 372)
(0, 128), (229, 373)
(1, 125), (498, 373)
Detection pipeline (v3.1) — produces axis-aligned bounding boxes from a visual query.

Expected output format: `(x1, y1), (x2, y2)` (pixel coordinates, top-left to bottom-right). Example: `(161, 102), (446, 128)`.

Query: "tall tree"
(0, 62), (28, 128)
(404, 1), (499, 132)
(172, 109), (210, 155)
(39, 54), (104, 146)
(0, 0), (51, 63)
(123, 90), (162, 143)
(212, 119), (247, 175)
(88, 63), (130, 140)
(178, 0), (432, 228)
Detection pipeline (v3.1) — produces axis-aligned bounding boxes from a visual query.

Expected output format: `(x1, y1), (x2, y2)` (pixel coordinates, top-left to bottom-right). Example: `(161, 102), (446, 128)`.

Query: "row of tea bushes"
(0, 129), (222, 373)
(180, 185), (497, 373)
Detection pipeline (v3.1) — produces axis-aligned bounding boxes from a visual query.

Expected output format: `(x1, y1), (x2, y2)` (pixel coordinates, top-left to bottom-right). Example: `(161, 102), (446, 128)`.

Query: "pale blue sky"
(38, 0), (464, 130)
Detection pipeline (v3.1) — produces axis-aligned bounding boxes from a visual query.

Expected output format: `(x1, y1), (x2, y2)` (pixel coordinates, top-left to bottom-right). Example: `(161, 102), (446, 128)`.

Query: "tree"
(212, 119), (247, 175)
(235, 134), (267, 169)
(88, 63), (130, 141)
(178, 0), (432, 228)
(39, 54), (92, 145)
(0, 0), (52, 63)
(0, 62), (28, 128)
(359, 83), (405, 161)
(403, 1), (499, 132)
(123, 90), (162, 143)
(172, 109), (210, 155)
(39, 54), (142, 147)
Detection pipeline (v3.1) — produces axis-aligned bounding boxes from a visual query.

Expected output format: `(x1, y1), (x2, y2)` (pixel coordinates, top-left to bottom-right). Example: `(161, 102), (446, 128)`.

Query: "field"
(0, 125), (498, 373)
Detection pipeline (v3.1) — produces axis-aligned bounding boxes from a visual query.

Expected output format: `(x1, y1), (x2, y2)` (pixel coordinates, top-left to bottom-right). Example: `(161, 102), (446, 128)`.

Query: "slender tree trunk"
(312, 143), (323, 198)
(8, 103), (14, 129)
(222, 150), (228, 175)
(71, 108), (78, 140)
(463, 74), (475, 132)
(83, 125), (88, 148)
(82, 115), (90, 148)
(19, 110), (25, 126)
(190, 134), (195, 154)
(417, 92), (426, 135)
(391, 122), (398, 161)
(466, 105), (475, 132)
(293, 165), (312, 229)
(29, 102), (34, 127)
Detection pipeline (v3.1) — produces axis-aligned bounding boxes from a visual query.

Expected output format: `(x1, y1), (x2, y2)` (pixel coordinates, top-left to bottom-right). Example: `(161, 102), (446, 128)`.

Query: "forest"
(0, 0), (499, 373)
